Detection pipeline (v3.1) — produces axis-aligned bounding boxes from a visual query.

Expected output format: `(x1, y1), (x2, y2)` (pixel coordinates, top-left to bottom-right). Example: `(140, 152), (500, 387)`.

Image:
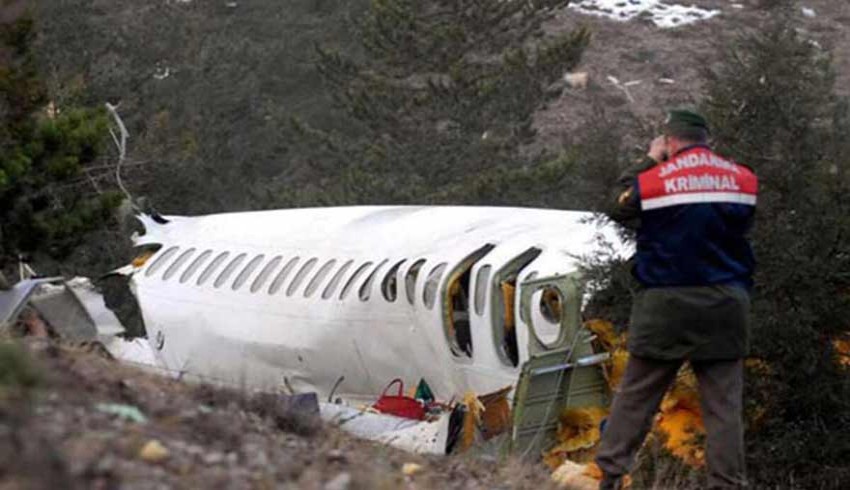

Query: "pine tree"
(272, 0), (589, 206)
(701, 15), (850, 487)
(1, 5), (120, 266)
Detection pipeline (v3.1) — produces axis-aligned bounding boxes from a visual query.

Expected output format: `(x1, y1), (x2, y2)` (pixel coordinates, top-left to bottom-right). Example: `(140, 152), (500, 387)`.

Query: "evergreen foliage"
(700, 16), (850, 487)
(0, 9), (119, 264)
(271, 0), (590, 207)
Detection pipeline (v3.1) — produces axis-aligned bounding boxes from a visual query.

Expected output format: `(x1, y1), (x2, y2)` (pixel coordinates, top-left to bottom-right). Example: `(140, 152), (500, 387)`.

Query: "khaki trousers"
(595, 356), (746, 489)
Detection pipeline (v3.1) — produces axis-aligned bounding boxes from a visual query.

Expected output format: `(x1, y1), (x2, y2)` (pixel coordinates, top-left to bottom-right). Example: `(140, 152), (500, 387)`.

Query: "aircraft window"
(214, 253), (247, 289)
(474, 265), (492, 316)
(405, 259), (426, 305)
(340, 262), (374, 300)
(381, 260), (406, 302)
(305, 259), (337, 298)
(287, 258), (318, 296)
(268, 257), (300, 295)
(540, 286), (562, 323)
(232, 254), (265, 291)
(359, 259), (389, 301)
(423, 263), (448, 309)
(250, 255), (282, 293)
(197, 252), (230, 286)
(145, 246), (179, 277)
(162, 248), (196, 281)
(180, 249), (213, 284)
(322, 260), (354, 299)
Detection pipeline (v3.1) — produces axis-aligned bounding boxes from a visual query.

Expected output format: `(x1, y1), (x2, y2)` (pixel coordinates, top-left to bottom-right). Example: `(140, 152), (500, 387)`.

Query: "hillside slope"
(0, 340), (556, 489)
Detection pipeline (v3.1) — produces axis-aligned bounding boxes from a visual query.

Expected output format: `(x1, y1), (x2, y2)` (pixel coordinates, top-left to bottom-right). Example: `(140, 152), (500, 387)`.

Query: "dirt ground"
(0, 340), (559, 490)
(535, 0), (850, 149)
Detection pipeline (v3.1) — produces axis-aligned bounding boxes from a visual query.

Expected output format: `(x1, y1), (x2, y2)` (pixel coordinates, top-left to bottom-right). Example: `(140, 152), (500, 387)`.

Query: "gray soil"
(535, 0), (850, 150)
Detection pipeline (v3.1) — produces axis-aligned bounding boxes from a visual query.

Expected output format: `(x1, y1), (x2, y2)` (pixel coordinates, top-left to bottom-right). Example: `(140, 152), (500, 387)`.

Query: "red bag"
(373, 379), (425, 420)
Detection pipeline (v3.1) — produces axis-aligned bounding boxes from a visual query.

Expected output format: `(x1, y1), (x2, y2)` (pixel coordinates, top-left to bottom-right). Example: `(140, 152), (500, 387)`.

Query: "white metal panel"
(128, 206), (632, 403)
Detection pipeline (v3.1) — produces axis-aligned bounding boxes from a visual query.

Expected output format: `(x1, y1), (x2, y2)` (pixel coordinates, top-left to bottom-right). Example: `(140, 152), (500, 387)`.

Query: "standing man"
(596, 110), (758, 490)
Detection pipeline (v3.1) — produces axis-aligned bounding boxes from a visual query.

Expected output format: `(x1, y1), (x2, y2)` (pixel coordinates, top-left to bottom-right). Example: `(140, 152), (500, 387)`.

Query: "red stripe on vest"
(638, 147), (757, 211)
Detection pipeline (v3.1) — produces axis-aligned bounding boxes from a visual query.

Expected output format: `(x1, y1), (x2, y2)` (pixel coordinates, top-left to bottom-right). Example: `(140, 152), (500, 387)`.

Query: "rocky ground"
(535, 0), (850, 149)
(0, 339), (559, 490)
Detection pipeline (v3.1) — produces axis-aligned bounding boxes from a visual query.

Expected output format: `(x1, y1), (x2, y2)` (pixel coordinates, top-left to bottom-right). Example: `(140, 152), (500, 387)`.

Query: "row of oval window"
(143, 246), (492, 312)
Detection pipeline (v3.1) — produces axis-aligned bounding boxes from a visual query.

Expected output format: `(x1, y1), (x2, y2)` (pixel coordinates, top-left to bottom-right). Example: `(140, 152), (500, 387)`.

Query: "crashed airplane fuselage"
(123, 206), (629, 404)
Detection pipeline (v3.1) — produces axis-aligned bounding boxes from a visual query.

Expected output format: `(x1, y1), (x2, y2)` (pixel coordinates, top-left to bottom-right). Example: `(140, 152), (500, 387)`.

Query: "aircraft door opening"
(441, 244), (495, 358)
(490, 248), (542, 367)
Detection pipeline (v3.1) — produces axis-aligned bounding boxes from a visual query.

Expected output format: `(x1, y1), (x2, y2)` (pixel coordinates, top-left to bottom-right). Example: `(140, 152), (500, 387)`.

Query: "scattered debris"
(658, 78), (676, 85)
(19, 308), (49, 337)
(138, 439), (170, 463)
(0, 276), (159, 367)
(324, 472), (351, 490)
(96, 403), (148, 424)
(249, 392), (321, 435)
(402, 462), (423, 477)
(543, 406), (607, 469)
(478, 386), (512, 440)
(460, 391), (486, 451)
(326, 449), (347, 463)
(801, 7), (816, 18)
(373, 378), (426, 420)
(607, 75), (639, 103)
(321, 403), (452, 455)
(550, 460), (600, 490)
(564, 71), (590, 89)
(45, 100), (59, 119)
(153, 67), (171, 80)
(543, 320), (708, 473)
(833, 337), (850, 368)
(0, 277), (63, 333)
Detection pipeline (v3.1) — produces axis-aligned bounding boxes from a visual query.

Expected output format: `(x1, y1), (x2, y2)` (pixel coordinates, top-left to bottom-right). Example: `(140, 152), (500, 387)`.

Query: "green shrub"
(701, 17), (850, 488)
(0, 343), (43, 395)
(270, 0), (589, 207)
(1, 10), (119, 266)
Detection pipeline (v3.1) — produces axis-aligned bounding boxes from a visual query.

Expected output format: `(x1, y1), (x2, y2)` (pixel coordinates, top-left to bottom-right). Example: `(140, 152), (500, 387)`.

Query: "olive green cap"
(663, 109), (710, 135)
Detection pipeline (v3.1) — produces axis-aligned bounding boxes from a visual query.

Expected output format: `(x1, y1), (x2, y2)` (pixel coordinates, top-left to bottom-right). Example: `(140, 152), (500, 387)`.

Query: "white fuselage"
(127, 206), (629, 402)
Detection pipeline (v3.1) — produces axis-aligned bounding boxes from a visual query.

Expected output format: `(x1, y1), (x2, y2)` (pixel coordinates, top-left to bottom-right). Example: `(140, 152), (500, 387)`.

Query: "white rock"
(564, 72), (589, 89)
(324, 472), (352, 490)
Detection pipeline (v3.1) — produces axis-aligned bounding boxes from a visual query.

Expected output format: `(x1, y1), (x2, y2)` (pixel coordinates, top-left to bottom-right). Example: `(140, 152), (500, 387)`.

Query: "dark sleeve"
(607, 157), (657, 229)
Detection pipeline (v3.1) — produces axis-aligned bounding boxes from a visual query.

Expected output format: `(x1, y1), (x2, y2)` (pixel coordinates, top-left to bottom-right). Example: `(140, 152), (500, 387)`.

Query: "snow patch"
(569, 0), (720, 28)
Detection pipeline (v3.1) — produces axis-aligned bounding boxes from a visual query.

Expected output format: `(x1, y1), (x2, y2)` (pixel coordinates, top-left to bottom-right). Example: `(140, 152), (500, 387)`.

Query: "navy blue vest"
(633, 145), (758, 288)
